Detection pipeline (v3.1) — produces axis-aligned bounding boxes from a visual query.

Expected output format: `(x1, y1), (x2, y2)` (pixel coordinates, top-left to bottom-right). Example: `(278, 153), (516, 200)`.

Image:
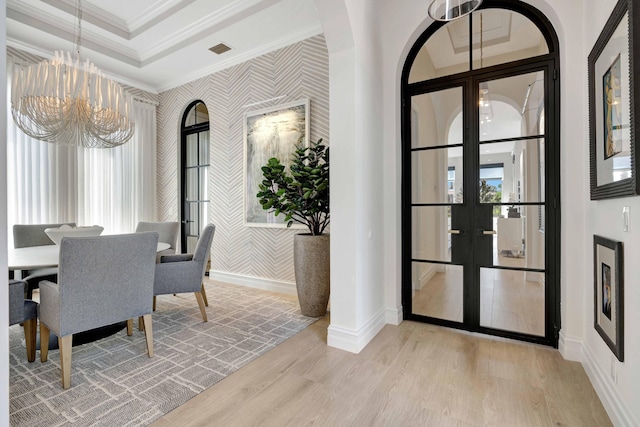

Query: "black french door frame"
(401, 48), (561, 347)
(180, 101), (210, 253)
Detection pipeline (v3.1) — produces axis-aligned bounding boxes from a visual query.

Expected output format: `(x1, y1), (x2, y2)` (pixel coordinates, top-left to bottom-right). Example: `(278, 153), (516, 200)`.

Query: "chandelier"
(10, 0), (135, 148)
(428, 0), (483, 21)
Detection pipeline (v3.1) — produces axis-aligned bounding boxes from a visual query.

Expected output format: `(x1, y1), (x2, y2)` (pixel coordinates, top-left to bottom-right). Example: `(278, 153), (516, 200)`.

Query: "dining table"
(8, 241), (171, 349)
(9, 241), (171, 276)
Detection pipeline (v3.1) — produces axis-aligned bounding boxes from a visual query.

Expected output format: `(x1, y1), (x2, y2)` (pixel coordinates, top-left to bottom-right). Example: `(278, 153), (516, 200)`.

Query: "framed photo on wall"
(243, 98), (309, 227)
(593, 235), (624, 361)
(588, 0), (640, 199)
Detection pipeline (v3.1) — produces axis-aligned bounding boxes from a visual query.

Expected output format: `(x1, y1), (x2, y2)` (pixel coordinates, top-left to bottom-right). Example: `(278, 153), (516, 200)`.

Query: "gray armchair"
(153, 224), (215, 322)
(13, 222), (76, 298)
(39, 232), (158, 389)
(9, 279), (38, 362)
(135, 221), (179, 263)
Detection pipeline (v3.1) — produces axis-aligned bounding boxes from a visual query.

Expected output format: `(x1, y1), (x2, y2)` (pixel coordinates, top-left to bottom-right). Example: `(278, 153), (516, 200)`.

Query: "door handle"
(448, 229), (464, 235)
(482, 230), (496, 235)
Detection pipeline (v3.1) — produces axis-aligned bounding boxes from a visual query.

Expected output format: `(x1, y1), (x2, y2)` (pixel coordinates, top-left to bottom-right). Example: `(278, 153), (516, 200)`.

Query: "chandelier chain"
(480, 13), (483, 68)
(74, 0), (82, 58)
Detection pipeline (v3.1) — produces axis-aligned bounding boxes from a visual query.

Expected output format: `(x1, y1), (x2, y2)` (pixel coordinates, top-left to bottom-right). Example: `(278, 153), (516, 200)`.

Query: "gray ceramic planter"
(293, 234), (330, 317)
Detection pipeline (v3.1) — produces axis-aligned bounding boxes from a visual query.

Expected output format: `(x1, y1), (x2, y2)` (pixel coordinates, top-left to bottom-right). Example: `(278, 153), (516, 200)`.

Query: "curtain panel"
(6, 61), (157, 246)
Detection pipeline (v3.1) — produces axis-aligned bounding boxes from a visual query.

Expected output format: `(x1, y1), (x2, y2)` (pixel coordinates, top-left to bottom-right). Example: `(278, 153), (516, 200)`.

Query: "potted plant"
(257, 138), (330, 317)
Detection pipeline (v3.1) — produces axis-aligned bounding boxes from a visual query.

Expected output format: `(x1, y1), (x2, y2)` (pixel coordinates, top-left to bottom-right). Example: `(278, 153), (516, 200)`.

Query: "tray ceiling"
(6, 0), (323, 93)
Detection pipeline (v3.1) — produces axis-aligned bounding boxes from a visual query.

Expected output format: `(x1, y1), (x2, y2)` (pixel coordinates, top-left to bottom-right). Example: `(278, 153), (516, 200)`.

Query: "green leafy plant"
(257, 138), (329, 235)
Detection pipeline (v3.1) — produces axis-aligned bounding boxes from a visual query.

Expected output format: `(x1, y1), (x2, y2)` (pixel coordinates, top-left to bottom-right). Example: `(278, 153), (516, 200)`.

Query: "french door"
(403, 61), (560, 346)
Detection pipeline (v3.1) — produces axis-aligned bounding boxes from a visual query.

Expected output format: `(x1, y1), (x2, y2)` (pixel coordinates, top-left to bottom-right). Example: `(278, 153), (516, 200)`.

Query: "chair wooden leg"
(24, 318), (37, 362)
(138, 316), (145, 331)
(59, 335), (73, 389)
(126, 319), (133, 336)
(201, 283), (209, 307)
(195, 292), (208, 322)
(40, 323), (50, 362)
(142, 314), (154, 357)
(152, 296), (157, 312)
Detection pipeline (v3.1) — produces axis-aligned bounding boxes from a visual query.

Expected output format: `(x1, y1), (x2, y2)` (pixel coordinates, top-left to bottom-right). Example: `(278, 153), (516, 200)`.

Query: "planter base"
(294, 234), (330, 317)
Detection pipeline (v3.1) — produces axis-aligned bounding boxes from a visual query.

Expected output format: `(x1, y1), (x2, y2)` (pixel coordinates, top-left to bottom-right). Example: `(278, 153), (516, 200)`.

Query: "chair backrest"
(56, 232), (158, 337)
(135, 221), (179, 249)
(193, 224), (216, 278)
(13, 223), (77, 248)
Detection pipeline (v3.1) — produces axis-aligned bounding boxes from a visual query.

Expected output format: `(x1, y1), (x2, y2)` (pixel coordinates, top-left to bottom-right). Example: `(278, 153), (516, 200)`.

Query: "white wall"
(583, 1), (640, 425)
(316, 0), (388, 352)
(1, 1), (9, 424)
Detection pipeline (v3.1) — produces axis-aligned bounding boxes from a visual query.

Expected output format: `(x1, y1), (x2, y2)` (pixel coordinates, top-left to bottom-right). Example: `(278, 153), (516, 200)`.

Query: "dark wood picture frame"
(589, 0), (640, 199)
(593, 235), (624, 361)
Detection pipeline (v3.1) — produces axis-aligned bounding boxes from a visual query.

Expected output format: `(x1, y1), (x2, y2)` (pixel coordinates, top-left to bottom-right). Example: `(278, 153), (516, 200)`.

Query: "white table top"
(9, 242), (171, 270)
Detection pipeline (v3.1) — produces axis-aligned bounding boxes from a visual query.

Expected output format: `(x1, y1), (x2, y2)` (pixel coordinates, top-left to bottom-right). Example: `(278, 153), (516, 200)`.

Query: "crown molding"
(7, 3), (140, 64)
(39, 0), (130, 39)
(157, 25), (323, 93)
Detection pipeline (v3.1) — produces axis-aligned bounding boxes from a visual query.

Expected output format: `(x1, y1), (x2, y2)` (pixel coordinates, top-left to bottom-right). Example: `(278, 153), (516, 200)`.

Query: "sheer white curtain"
(77, 100), (157, 234)
(6, 59), (157, 241)
(6, 62), (78, 246)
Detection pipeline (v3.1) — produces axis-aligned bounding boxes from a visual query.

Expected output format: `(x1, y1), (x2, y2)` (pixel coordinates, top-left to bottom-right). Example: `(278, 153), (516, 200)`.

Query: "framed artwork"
(593, 235), (624, 361)
(243, 98), (309, 227)
(589, 0), (640, 199)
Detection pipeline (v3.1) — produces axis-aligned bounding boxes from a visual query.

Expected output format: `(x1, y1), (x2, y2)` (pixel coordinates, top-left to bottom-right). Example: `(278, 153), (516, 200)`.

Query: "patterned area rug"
(9, 280), (315, 426)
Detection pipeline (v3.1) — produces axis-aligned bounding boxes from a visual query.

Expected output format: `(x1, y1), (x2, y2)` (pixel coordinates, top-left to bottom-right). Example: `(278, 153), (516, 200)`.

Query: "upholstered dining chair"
(135, 221), (179, 263)
(152, 224), (215, 322)
(13, 222), (76, 298)
(9, 279), (38, 362)
(39, 232), (158, 389)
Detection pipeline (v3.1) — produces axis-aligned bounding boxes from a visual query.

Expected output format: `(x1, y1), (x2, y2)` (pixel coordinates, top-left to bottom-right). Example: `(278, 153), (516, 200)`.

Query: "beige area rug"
(9, 280), (316, 426)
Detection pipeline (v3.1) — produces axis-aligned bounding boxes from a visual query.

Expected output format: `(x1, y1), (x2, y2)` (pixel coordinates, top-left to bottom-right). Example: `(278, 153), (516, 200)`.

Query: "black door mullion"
(465, 75), (481, 330)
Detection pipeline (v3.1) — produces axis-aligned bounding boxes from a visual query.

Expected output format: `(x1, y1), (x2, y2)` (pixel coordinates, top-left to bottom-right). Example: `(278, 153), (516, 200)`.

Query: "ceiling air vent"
(209, 43), (232, 55)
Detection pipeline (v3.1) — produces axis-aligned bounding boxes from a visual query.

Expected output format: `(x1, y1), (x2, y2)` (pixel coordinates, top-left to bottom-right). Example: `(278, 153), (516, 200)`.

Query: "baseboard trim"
(558, 330), (582, 362)
(327, 309), (386, 354)
(582, 343), (638, 427)
(209, 270), (296, 296)
(385, 305), (403, 325)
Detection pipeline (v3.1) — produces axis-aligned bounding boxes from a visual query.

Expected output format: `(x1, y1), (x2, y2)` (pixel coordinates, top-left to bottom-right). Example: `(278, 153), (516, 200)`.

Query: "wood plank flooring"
(151, 313), (611, 427)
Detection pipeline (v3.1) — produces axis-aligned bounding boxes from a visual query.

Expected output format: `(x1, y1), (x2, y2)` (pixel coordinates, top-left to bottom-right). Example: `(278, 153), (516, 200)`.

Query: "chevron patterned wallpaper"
(157, 35), (329, 285)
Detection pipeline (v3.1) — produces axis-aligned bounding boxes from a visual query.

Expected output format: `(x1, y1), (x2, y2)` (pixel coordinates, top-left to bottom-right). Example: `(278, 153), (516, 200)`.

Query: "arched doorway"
(180, 100), (210, 253)
(401, 1), (560, 346)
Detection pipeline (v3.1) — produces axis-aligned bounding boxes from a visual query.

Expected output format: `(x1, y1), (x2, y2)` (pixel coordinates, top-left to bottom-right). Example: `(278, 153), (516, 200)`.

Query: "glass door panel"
(411, 87), (464, 148)
(410, 86), (465, 324)
(480, 267), (545, 336)
(479, 71), (545, 142)
(412, 147), (464, 204)
(412, 263), (464, 322)
(412, 206), (452, 263)
(476, 69), (547, 338)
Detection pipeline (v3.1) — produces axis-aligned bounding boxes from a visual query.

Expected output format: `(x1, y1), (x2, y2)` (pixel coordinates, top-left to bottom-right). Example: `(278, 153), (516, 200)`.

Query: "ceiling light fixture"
(428, 0), (483, 22)
(10, 0), (135, 148)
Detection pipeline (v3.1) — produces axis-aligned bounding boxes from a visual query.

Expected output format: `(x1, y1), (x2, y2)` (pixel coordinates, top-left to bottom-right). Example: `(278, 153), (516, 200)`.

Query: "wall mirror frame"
(589, 0), (640, 200)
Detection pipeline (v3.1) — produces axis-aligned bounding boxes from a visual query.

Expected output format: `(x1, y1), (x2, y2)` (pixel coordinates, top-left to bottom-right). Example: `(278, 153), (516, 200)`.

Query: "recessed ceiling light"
(209, 43), (232, 55)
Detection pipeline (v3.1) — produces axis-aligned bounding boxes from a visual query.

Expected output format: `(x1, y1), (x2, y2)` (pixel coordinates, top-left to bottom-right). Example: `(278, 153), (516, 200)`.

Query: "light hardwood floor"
(151, 314), (611, 427)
